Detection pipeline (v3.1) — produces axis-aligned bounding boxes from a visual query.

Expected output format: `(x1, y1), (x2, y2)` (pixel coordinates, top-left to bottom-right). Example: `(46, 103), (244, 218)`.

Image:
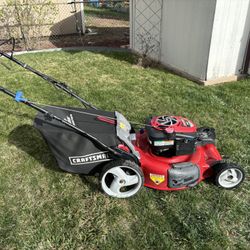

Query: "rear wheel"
(214, 163), (245, 189)
(100, 160), (144, 198)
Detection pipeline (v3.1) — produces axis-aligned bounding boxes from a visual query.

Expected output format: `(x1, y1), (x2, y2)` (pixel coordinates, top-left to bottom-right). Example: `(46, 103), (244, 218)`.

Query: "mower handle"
(0, 85), (138, 164)
(0, 38), (98, 110)
(0, 85), (16, 99)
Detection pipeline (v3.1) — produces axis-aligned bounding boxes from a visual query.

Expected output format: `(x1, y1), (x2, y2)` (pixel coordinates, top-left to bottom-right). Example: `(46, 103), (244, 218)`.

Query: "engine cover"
(146, 115), (198, 156)
(150, 115), (197, 133)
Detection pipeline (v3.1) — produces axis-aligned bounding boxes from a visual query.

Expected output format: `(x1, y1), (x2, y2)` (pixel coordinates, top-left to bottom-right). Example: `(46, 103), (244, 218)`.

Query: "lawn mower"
(0, 39), (245, 198)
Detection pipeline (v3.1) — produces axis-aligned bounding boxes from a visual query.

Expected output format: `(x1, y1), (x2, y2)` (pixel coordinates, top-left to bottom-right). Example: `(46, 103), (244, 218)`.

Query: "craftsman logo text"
(69, 152), (110, 165)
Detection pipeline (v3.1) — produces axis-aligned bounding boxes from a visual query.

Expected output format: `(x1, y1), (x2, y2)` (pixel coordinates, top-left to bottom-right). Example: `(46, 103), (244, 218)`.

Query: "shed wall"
(131, 0), (163, 60)
(160, 0), (216, 80)
(131, 0), (250, 82)
(207, 0), (250, 80)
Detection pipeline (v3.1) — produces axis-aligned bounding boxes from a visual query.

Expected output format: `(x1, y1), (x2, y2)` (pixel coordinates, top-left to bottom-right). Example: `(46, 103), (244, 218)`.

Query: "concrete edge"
(8, 46), (130, 56)
(130, 48), (248, 85)
(202, 75), (247, 85)
(154, 61), (248, 85)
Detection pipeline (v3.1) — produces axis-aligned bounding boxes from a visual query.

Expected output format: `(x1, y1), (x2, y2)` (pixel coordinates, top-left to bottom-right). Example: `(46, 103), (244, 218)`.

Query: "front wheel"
(100, 160), (144, 198)
(214, 163), (245, 189)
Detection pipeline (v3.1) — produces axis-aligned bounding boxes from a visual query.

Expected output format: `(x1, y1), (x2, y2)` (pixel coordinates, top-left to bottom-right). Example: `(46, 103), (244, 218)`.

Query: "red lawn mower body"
(132, 115), (222, 191)
(134, 132), (222, 190)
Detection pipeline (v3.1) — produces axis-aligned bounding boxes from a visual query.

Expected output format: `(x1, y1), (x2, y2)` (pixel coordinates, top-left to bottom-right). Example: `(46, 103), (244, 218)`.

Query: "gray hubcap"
(101, 166), (142, 198)
(218, 168), (243, 188)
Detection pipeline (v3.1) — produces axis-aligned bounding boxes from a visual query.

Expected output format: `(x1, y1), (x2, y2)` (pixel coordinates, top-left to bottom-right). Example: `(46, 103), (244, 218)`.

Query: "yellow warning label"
(150, 174), (165, 185)
(119, 122), (126, 130)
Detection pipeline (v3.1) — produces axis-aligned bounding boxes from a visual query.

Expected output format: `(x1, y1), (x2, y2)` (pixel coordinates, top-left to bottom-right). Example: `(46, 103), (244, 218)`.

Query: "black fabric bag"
(34, 107), (119, 174)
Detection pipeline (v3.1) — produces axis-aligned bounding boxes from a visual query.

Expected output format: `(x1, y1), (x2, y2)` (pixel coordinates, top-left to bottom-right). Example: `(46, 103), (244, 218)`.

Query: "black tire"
(100, 160), (144, 198)
(213, 162), (245, 189)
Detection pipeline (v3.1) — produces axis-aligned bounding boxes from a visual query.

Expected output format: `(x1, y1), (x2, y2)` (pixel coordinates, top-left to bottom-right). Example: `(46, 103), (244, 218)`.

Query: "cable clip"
(15, 91), (27, 102)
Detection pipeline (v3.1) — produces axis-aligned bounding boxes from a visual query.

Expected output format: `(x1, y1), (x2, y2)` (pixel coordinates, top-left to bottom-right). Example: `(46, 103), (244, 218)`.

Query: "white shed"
(130, 0), (250, 85)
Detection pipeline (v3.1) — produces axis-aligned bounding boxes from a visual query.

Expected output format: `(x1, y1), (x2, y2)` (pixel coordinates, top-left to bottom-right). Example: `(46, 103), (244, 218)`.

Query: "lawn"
(0, 50), (249, 249)
(85, 5), (129, 20)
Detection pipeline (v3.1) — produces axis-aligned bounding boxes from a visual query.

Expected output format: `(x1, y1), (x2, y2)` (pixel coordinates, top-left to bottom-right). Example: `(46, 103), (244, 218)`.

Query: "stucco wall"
(0, 0), (80, 37)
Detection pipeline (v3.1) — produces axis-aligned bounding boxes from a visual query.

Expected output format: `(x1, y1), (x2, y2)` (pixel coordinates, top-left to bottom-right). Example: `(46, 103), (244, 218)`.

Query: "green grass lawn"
(0, 50), (249, 249)
(85, 5), (129, 20)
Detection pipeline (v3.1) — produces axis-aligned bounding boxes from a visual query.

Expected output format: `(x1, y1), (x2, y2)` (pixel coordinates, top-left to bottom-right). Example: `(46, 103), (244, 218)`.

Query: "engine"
(146, 115), (198, 156)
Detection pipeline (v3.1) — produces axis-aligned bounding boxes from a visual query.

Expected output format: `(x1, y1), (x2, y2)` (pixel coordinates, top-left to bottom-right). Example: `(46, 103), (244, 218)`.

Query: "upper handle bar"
(0, 38), (98, 110)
